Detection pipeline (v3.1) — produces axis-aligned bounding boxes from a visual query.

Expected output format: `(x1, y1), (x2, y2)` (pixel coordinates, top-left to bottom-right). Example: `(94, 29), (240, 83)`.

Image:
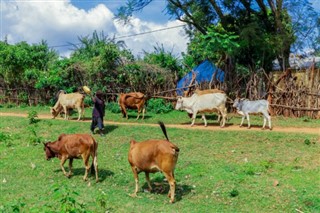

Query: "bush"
(146, 98), (173, 114)
(106, 102), (121, 113)
(28, 110), (39, 124)
(0, 132), (12, 147)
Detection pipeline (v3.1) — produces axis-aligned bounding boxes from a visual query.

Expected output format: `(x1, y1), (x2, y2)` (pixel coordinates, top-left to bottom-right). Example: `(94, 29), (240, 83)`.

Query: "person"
(90, 91), (105, 136)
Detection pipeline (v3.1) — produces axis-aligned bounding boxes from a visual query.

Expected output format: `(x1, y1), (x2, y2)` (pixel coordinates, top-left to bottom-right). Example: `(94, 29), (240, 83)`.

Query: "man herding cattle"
(90, 91), (106, 136)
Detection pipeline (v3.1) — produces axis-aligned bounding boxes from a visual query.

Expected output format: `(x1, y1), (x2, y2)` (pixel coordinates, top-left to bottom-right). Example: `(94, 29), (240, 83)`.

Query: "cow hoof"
(129, 193), (138, 198)
(261, 128), (265, 130)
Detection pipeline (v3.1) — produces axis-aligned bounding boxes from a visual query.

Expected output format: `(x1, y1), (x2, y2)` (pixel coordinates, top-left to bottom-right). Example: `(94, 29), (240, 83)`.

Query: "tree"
(117, 0), (319, 71)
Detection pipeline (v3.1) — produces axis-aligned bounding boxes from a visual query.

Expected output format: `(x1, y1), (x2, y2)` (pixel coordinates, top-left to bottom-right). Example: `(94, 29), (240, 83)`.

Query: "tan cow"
(44, 133), (98, 182)
(128, 122), (179, 203)
(50, 90), (85, 121)
(118, 92), (146, 120)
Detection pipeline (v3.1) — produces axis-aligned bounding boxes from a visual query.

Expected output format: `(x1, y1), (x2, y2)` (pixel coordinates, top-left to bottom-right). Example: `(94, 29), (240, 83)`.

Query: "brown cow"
(118, 92), (146, 120)
(128, 122), (179, 203)
(44, 133), (98, 182)
(50, 90), (85, 121)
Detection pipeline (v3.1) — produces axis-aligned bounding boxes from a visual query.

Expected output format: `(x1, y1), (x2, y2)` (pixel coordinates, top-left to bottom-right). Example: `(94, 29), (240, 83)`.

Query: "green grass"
(0, 114), (319, 212)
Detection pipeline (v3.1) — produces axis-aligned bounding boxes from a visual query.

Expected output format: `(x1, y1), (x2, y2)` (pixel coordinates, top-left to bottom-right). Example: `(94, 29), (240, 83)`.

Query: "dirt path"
(1, 112), (319, 135)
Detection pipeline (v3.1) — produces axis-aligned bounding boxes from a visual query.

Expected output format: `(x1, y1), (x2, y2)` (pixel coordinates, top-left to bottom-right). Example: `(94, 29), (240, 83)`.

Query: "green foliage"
(146, 98), (173, 114)
(0, 199), (26, 213)
(304, 139), (311, 145)
(48, 185), (90, 213)
(106, 102), (121, 113)
(229, 189), (239, 197)
(0, 132), (12, 147)
(28, 110), (39, 124)
(27, 127), (42, 146)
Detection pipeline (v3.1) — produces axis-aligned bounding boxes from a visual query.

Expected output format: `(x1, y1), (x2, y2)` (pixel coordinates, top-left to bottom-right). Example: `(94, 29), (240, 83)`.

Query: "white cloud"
(0, 0), (188, 58)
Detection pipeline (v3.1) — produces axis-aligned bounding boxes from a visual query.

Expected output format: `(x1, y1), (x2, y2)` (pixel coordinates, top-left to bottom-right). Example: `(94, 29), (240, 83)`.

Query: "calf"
(233, 98), (272, 130)
(128, 122), (179, 203)
(44, 133), (98, 182)
(50, 90), (85, 121)
(118, 92), (146, 120)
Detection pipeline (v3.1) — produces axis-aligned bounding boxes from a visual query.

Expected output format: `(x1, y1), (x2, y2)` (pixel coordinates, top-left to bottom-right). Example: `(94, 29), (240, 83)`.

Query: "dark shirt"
(92, 96), (105, 118)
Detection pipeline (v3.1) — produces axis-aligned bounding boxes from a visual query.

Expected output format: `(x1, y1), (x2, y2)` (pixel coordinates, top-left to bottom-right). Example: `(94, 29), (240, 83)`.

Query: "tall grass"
(0, 115), (319, 212)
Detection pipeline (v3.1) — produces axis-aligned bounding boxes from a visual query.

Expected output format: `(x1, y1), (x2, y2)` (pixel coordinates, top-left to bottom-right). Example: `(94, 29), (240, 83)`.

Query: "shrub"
(0, 132), (12, 147)
(106, 102), (121, 113)
(28, 110), (39, 124)
(146, 98), (173, 114)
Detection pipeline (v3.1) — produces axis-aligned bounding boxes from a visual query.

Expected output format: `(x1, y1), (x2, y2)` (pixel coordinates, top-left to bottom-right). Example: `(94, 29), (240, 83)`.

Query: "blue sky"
(1, 0), (319, 58)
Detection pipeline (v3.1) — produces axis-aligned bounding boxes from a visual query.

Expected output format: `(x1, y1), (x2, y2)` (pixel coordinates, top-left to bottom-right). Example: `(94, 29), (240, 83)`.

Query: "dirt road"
(0, 112), (320, 137)
(1, 112), (319, 135)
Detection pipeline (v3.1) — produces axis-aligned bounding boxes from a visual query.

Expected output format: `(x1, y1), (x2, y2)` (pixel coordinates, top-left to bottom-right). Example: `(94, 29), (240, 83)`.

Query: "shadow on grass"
(54, 167), (114, 182)
(140, 176), (193, 202)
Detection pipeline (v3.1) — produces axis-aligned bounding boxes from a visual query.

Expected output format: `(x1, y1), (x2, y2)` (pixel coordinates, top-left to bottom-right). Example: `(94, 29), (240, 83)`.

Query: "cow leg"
(120, 105), (127, 119)
(262, 116), (267, 130)
(59, 157), (68, 177)
(267, 115), (272, 130)
(164, 172), (176, 203)
(142, 107), (145, 120)
(63, 106), (68, 120)
(145, 172), (152, 192)
(190, 112), (197, 127)
(136, 107), (140, 120)
(91, 149), (99, 182)
(130, 167), (139, 197)
(246, 113), (251, 129)
(82, 156), (90, 181)
(68, 158), (73, 177)
(201, 115), (207, 127)
(240, 115), (245, 127)
(77, 106), (82, 121)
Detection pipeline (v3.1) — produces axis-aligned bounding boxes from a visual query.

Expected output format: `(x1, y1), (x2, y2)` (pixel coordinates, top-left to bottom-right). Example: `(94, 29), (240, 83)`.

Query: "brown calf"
(118, 92), (146, 120)
(44, 133), (98, 182)
(128, 122), (179, 203)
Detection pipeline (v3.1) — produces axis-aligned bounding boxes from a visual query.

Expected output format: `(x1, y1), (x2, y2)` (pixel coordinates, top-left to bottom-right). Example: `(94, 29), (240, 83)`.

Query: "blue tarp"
(176, 60), (224, 96)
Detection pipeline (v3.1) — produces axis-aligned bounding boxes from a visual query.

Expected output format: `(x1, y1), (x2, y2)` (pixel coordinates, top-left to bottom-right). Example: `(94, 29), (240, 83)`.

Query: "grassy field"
(0, 106), (319, 212)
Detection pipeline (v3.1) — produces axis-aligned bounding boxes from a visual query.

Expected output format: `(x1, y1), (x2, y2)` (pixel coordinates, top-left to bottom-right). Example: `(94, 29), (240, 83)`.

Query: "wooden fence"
(268, 66), (320, 118)
(1, 66), (319, 118)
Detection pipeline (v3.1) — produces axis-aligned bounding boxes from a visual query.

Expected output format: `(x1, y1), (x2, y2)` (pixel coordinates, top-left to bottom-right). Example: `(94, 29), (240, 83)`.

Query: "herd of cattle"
(44, 88), (272, 203)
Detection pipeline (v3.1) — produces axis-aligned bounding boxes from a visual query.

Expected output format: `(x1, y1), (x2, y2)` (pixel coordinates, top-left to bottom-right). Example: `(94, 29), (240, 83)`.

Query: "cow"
(50, 90), (85, 121)
(44, 133), (98, 182)
(175, 93), (228, 127)
(233, 98), (272, 130)
(118, 92), (146, 120)
(190, 88), (226, 122)
(128, 122), (179, 203)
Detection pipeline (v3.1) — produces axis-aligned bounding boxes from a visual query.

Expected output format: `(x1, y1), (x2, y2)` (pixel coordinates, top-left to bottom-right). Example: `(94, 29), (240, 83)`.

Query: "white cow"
(175, 93), (227, 127)
(233, 98), (272, 130)
(50, 90), (85, 121)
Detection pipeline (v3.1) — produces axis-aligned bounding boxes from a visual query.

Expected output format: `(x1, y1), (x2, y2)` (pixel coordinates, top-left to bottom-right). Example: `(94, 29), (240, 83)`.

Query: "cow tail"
(158, 121), (169, 141)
